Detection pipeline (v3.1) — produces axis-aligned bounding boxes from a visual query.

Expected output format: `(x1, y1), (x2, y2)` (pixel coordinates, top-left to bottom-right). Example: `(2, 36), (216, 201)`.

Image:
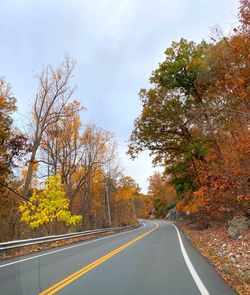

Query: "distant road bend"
(0, 220), (236, 295)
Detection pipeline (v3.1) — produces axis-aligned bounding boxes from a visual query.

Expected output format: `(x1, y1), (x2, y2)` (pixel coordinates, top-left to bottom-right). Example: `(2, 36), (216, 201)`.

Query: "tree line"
(0, 57), (149, 241)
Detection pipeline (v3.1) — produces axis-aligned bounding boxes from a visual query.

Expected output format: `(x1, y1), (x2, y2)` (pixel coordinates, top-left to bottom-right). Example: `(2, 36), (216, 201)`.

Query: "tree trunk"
(104, 184), (112, 227)
(23, 144), (39, 199)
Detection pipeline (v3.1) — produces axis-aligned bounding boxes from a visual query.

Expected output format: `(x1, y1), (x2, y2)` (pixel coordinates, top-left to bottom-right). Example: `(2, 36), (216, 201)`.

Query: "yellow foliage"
(19, 174), (82, 229)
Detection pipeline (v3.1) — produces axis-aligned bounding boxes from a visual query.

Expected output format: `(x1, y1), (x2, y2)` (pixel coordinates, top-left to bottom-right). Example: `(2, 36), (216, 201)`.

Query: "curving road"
(0, 220), (236, 295)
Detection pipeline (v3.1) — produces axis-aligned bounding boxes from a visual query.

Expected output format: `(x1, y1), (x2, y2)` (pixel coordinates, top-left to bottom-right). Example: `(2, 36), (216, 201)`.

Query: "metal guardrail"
(0, 225), (135, 251)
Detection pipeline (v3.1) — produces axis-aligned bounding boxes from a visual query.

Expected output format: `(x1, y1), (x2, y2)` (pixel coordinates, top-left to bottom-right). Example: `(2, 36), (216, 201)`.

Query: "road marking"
(39, 222), (159, 295)
(0, 222), (145, 269)
(169, 223), (209, 295)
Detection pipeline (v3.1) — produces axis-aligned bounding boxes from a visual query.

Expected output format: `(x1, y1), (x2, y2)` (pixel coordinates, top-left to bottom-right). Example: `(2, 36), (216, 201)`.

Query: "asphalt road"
(0, 220), (237, 295)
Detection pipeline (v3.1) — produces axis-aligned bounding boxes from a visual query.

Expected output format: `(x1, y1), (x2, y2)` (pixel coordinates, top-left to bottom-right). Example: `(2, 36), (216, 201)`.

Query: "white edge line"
(0, 221), (146, 269)
(169, 223), (210, 295)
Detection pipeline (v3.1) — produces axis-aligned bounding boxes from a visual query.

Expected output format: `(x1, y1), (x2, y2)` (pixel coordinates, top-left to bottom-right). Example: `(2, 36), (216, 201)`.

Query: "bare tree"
(103, 160), (122, 227)
(23, 56), (76, 199)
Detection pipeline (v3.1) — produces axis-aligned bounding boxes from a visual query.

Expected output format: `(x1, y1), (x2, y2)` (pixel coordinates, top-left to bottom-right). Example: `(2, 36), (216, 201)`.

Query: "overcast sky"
(0, 0), (239, 193)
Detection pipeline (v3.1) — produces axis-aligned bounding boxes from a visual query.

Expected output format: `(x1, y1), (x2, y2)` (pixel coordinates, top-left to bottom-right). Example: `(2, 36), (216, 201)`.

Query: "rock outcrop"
(165, 207), (182, 221)
(228, 216), (250, 239)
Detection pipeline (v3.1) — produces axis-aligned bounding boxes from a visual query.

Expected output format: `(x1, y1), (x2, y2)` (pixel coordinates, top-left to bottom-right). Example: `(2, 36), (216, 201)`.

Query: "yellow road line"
(39, 222), (159, 295)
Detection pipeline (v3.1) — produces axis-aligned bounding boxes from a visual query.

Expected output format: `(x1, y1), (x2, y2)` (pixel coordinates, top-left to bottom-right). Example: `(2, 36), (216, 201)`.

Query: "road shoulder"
(176, 221), (249, 295)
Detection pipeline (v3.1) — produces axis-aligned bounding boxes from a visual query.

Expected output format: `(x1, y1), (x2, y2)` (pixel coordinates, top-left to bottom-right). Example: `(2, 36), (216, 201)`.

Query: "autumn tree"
(148, 172), (177, 217)
(79, 125), (118, 228)
(0, 80), (33, 241)
(128, 43), (208, 199)
(238, 0), (250, 35)
(20, 174), (82, 233)
(112, 176), (139, 226)
(0, 80), (16, 181)
(40, 110), (119, 229)
(133, 193), (153, 219)
(39, 100), (83, 196)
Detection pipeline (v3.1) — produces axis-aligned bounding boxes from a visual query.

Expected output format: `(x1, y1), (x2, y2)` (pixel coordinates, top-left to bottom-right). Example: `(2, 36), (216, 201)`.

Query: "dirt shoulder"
(177, 222), (250, 295)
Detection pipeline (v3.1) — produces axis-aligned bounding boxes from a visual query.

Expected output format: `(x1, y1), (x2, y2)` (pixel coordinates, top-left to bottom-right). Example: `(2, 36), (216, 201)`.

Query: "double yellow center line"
(39, 222), (159, 295)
